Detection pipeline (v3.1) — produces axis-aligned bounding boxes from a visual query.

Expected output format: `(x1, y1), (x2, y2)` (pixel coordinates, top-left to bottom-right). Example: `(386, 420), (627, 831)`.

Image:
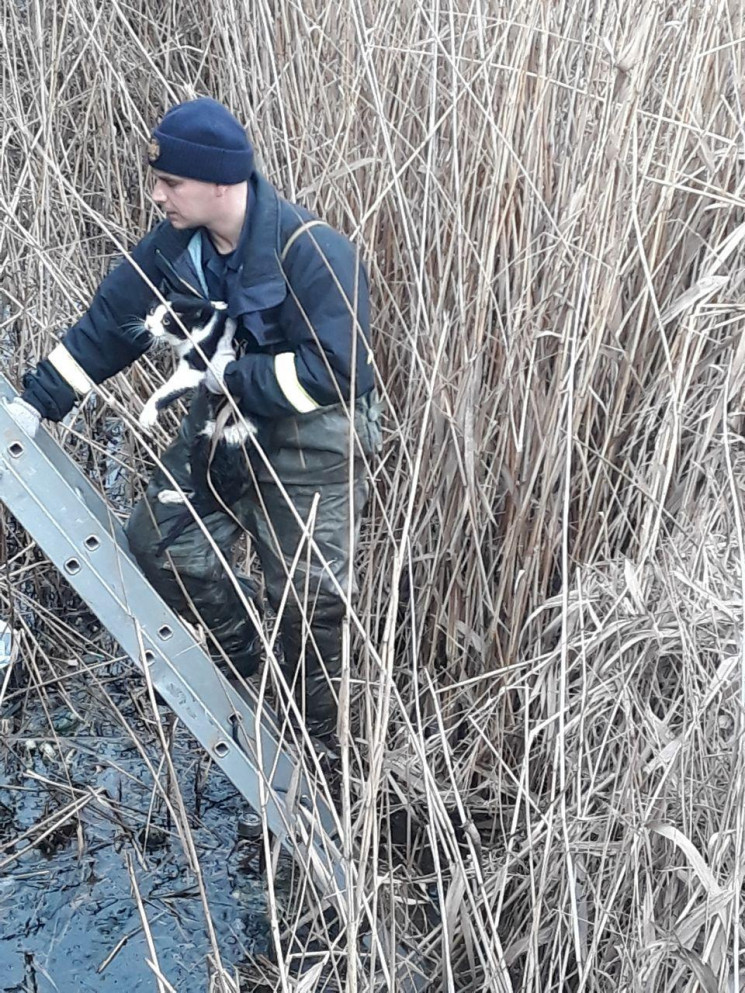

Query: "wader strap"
(212, 400), (235, 444)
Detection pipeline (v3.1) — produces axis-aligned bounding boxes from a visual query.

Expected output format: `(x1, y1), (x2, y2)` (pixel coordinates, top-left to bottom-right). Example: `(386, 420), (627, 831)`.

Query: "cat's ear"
(166, 293), (204, 313)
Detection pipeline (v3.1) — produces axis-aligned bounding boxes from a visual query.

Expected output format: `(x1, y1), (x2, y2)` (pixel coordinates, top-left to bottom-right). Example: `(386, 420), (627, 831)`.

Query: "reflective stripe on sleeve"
(274, 352), (320, 413)
(47, 344), (93, 396)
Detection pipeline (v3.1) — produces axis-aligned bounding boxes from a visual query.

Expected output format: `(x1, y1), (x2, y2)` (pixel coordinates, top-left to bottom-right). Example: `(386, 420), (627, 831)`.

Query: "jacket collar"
(154, 220), (193, 258)
(238, 171), (285, 293)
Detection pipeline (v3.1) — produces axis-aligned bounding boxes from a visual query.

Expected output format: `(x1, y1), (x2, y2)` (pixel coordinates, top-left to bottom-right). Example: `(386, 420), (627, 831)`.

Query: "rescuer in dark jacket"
(12, 98), (381, 736)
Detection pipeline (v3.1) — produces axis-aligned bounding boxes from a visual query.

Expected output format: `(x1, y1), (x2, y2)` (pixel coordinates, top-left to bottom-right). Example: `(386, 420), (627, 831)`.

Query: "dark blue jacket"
(22, 172), (373, 421)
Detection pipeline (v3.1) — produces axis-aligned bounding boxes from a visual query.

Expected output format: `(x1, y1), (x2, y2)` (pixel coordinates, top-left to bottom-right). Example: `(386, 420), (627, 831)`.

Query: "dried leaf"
(623, 557), (645, 612)
(659, 275), (728, 325)
(670, 946), (719, 993)
(648, 821), (723, 898)
(291, 954), (329, 993)
(643, 738), (682, 777)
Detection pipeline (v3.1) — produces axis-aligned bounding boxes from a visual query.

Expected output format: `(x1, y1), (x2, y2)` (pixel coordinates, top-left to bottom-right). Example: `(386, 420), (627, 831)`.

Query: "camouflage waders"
(126, 393), (381, 735)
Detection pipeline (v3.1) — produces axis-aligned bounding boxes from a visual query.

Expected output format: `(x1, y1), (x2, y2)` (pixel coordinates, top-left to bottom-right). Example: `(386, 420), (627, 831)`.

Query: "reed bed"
(2, 0), (745, 989)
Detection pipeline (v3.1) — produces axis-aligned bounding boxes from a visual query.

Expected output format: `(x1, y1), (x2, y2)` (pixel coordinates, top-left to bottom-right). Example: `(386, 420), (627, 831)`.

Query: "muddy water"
(0, 661), (275, 991)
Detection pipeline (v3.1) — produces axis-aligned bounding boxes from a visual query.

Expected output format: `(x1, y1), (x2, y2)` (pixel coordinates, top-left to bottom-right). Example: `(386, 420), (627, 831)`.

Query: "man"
(11, 97), (381, 738)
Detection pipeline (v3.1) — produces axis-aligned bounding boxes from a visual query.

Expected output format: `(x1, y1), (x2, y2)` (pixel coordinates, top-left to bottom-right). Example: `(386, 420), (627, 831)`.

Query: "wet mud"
(0, 658), (277, 992)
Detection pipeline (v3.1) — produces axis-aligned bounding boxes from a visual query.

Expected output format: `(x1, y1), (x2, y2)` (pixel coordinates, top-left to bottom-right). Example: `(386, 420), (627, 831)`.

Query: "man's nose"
(152, 182), (167, 204)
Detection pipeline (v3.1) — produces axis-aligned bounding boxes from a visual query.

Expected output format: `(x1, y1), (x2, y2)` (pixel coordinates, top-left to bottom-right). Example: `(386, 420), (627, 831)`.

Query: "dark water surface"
(0, 663), (275, 992)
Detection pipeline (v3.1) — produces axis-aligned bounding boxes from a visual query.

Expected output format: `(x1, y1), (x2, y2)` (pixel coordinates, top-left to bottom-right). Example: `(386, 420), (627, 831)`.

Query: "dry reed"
(3, 0), (745, 990)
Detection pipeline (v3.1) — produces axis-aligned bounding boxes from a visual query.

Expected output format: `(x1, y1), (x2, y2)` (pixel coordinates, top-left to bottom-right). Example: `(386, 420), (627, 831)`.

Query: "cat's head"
(145, 295), (227, 345)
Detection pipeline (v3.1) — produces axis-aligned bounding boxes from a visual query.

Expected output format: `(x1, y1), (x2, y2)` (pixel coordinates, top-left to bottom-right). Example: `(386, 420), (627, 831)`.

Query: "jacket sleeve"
(224, 226), (374, 419)
(22, 230), (161, 421)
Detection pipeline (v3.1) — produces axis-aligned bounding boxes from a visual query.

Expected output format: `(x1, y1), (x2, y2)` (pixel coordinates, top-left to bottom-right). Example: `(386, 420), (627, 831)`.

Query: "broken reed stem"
(0, 789), (99, 870)
(126, 852), (180, 993)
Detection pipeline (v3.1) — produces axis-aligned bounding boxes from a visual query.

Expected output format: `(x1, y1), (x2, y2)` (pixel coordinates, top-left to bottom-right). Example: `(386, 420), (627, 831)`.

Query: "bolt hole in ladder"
(0, 374), (433, 989)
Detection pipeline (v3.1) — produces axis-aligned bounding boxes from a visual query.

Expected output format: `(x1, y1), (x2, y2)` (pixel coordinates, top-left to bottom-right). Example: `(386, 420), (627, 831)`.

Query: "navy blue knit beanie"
(147, 98), (254, 184)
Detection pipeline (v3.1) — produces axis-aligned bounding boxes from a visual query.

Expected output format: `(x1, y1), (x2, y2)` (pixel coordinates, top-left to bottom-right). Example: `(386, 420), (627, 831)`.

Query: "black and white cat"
(138, 295), (255, 528)
(140, 295), (236, 431)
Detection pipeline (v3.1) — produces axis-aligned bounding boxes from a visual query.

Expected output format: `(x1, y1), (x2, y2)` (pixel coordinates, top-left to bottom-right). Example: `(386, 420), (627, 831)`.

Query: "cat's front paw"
(139, 401), (159, 433)
(157, 489), (192, 505)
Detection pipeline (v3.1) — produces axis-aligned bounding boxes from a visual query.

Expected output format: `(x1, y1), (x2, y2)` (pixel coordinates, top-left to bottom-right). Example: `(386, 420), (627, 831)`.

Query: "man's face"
(150, 171), (221, 228)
